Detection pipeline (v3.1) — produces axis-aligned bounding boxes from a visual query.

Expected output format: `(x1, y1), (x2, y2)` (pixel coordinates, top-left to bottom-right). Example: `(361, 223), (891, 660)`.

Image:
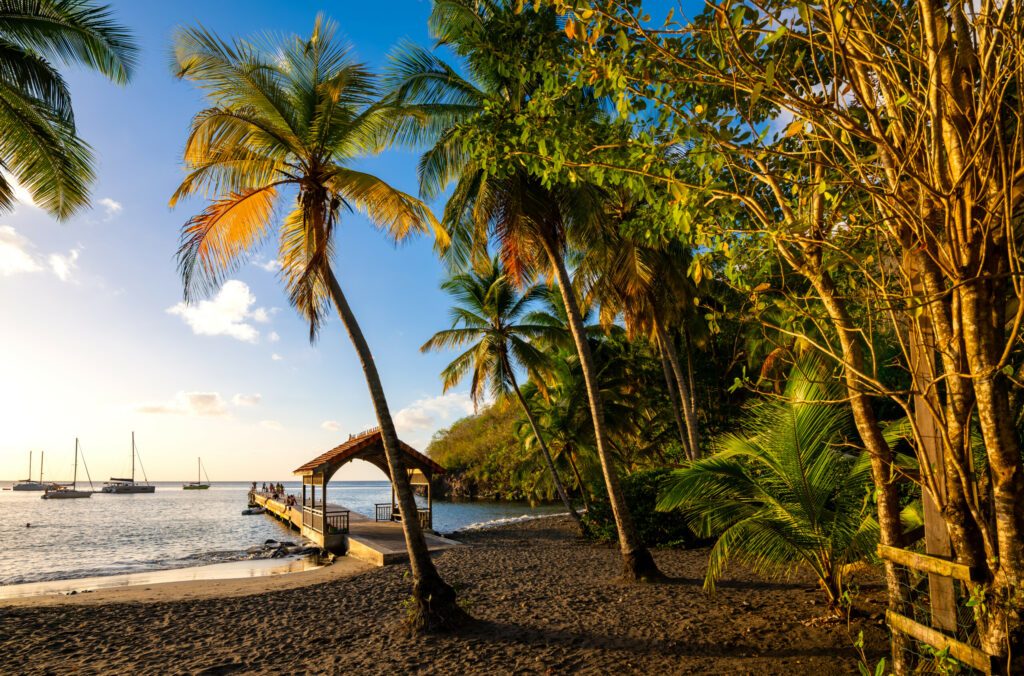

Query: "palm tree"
(515, 351), (597, 510)
(422, 256), (583, 527)
(169, 17), (466, 632)
(657, 359), (882, 611)
(387, 0), (663, 581)
(0, 0), (136, 218)
(576, 202), (702, 460)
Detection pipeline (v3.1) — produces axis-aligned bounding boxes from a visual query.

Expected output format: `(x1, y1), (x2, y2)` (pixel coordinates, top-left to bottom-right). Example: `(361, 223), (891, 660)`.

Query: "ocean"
(0, 481), (564, 587)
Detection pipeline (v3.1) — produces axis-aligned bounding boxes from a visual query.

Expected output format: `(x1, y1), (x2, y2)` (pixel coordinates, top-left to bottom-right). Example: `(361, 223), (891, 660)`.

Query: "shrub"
(583, 468), (699, 547)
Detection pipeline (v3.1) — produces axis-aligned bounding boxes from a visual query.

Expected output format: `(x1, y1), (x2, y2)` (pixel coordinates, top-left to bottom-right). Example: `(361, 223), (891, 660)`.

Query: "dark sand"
(0, 516), (888, 674)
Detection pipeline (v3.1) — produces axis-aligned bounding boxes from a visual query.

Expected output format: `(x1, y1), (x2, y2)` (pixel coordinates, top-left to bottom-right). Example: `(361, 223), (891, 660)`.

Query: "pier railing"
(303, 506), (350, 535)
(375, 503), (432, 530)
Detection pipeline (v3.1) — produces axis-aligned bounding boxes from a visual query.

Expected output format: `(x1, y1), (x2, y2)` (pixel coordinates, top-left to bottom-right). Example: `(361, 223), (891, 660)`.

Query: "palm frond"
(176, 184), (280, 299)
(0, 0), (137, 83)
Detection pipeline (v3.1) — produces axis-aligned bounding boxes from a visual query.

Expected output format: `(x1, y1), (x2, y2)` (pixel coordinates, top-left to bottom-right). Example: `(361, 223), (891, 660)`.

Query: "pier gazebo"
(293, 427), (444, 548)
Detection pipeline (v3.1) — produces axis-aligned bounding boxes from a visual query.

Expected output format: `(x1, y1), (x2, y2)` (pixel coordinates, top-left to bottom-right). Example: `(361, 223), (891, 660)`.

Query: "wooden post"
(427, 476), (433, 530)
(907, 255), (957, 632)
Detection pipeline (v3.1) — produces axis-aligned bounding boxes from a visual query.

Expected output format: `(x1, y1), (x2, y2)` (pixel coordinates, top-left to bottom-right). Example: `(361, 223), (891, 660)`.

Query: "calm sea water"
(0, 481), (563, 586)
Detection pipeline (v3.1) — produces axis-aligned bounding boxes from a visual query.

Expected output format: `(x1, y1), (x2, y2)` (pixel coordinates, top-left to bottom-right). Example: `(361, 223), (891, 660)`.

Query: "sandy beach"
(0, 516), (888, 674)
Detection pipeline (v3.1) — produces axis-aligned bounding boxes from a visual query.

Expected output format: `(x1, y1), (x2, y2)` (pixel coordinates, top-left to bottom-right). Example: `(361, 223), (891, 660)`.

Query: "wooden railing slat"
(877, 544), (981, 582)
(886, 611), (997, 674)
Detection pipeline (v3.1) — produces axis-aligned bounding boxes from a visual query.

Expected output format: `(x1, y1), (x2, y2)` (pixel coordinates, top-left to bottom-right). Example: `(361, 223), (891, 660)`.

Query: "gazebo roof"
(293, 427), (445, 480)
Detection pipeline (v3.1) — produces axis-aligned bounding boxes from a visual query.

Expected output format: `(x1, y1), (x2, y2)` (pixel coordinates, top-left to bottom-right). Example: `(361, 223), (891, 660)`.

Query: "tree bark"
(806, 268), (913, 673)
(658, 343), (689, 453)
(540, 235), (664, 581)
(324, 266), (468, 632)
(565, 445), (592, 511)
(656, 320), (701, 461)
(505, 360), (584, 530)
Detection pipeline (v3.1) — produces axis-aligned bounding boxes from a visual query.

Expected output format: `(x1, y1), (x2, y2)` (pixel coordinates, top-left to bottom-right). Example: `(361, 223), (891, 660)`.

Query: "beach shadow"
(453, 619), (862, 661)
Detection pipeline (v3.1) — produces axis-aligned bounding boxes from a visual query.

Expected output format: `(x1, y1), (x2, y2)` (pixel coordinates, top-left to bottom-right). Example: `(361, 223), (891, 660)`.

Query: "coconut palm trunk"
(324, 267), (467, 631)
(565, 447), (592, 511)
(658, 345), (689, 453)
(540, 236), (664, 580)
(503, 356), (583, 528)
(655, 321), (701, 461)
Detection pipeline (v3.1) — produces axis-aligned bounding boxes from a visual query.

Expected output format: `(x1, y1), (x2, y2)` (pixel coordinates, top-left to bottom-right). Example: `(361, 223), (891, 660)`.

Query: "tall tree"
(421, 255), (583, 526)
(576, 197), (702, 459)
(387, 0), (663, 579)
(169, 16), (467, 631)
(0, 0), (137, 218)
(521, 0), (1024, 668)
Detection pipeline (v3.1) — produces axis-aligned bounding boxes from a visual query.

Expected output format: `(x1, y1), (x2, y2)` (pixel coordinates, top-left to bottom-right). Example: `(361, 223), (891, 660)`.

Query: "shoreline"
(0, 555), (372, 607)
(0, 510), (571, 605)
(0, 515), (889, 674)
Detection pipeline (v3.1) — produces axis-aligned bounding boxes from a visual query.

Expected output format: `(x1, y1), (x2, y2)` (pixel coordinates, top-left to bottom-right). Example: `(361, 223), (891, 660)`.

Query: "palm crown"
(0, 0), (137, 218)
(421, 256), (553, 406)
(170, 15), (442, 337)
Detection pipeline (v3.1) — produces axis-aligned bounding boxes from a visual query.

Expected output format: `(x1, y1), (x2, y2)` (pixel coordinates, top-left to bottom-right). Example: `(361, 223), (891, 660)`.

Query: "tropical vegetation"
(167, 16), (465, 631)
(0, 0), (137, 218)
(15, 0), (1024, 668)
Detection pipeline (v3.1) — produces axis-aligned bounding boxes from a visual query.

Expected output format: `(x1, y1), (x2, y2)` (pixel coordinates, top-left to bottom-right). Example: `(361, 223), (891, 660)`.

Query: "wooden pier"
(250, 492), (460, 566)
(250, 428), (461, 566)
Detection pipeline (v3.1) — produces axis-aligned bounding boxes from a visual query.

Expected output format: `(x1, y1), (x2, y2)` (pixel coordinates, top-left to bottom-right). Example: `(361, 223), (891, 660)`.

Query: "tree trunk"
(565, 445), (592, 512)
(656, 320), (701, 461)
(658, 343), (689, 453)
(683, 325), (697, 416)
(506, 361), (584, 530)
(324, 266), (468, 632)
(806, 270), (913, 672)
(540, 236), (664, 581)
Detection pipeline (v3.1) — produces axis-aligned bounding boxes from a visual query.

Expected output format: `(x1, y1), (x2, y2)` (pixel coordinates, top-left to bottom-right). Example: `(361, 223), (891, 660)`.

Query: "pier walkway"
(250, 428), (461, 566)
(251, 491), (461, 566)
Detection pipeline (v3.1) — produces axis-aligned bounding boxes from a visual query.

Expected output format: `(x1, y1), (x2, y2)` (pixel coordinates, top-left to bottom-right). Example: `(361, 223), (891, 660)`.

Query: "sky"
(0, 0), (479, 482)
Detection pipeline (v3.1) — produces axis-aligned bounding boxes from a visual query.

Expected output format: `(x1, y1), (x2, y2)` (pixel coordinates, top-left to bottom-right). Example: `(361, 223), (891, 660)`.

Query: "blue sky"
(0, 1), (478, 482)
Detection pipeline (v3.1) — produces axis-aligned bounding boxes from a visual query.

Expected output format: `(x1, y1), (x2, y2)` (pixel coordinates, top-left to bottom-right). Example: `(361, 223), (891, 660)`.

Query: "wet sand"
(0, 517), (888, 674)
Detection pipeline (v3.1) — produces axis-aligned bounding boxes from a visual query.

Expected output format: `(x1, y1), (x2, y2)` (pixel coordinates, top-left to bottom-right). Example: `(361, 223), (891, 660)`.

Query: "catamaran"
(183, 457), (211, 490)
(42, 439), (93, 499)
(101, 432), (156, 494)
(13, 450), (52, 491)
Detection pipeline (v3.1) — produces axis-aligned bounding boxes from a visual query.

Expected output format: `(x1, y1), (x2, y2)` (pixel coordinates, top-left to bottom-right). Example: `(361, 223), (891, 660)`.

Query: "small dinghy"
(241, 506), (266, 515)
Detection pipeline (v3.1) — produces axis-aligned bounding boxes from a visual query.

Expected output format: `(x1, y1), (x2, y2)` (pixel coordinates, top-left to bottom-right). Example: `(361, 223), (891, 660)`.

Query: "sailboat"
(42, 439), (93, 499)
(13, 451), (52, 491)
(101, 432), (156, 494)
(183, 457), (211, 490)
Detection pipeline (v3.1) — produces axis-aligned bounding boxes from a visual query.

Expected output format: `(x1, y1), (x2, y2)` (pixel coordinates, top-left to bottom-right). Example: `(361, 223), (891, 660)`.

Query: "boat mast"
(27, 450), (32, 482)
(40, 451), (44, 484)
(131, 431), (135, 483)
(197, 457), (200, 483)
(73, 438), (78, 489)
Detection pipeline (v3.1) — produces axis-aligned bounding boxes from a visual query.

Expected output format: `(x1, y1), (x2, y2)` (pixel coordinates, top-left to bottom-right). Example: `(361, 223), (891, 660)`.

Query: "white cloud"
(48, 249), (79, 282)
(0, 225), (42, 276)
(98, 197), (122, 221)
(271, 353), (283, 361)
(0, 226), (80, 281)
(260, 420), (283, 431)
(268, 331), (280, 343)
(251, 307), (271, 323)
(136, 391), (228, 417)
(321, 420), (342, 432)
(393, 392), (474, 447)
(232, 393), (262, 406)
(167, 280), (271, 343)
(255, 257), (281, 272)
